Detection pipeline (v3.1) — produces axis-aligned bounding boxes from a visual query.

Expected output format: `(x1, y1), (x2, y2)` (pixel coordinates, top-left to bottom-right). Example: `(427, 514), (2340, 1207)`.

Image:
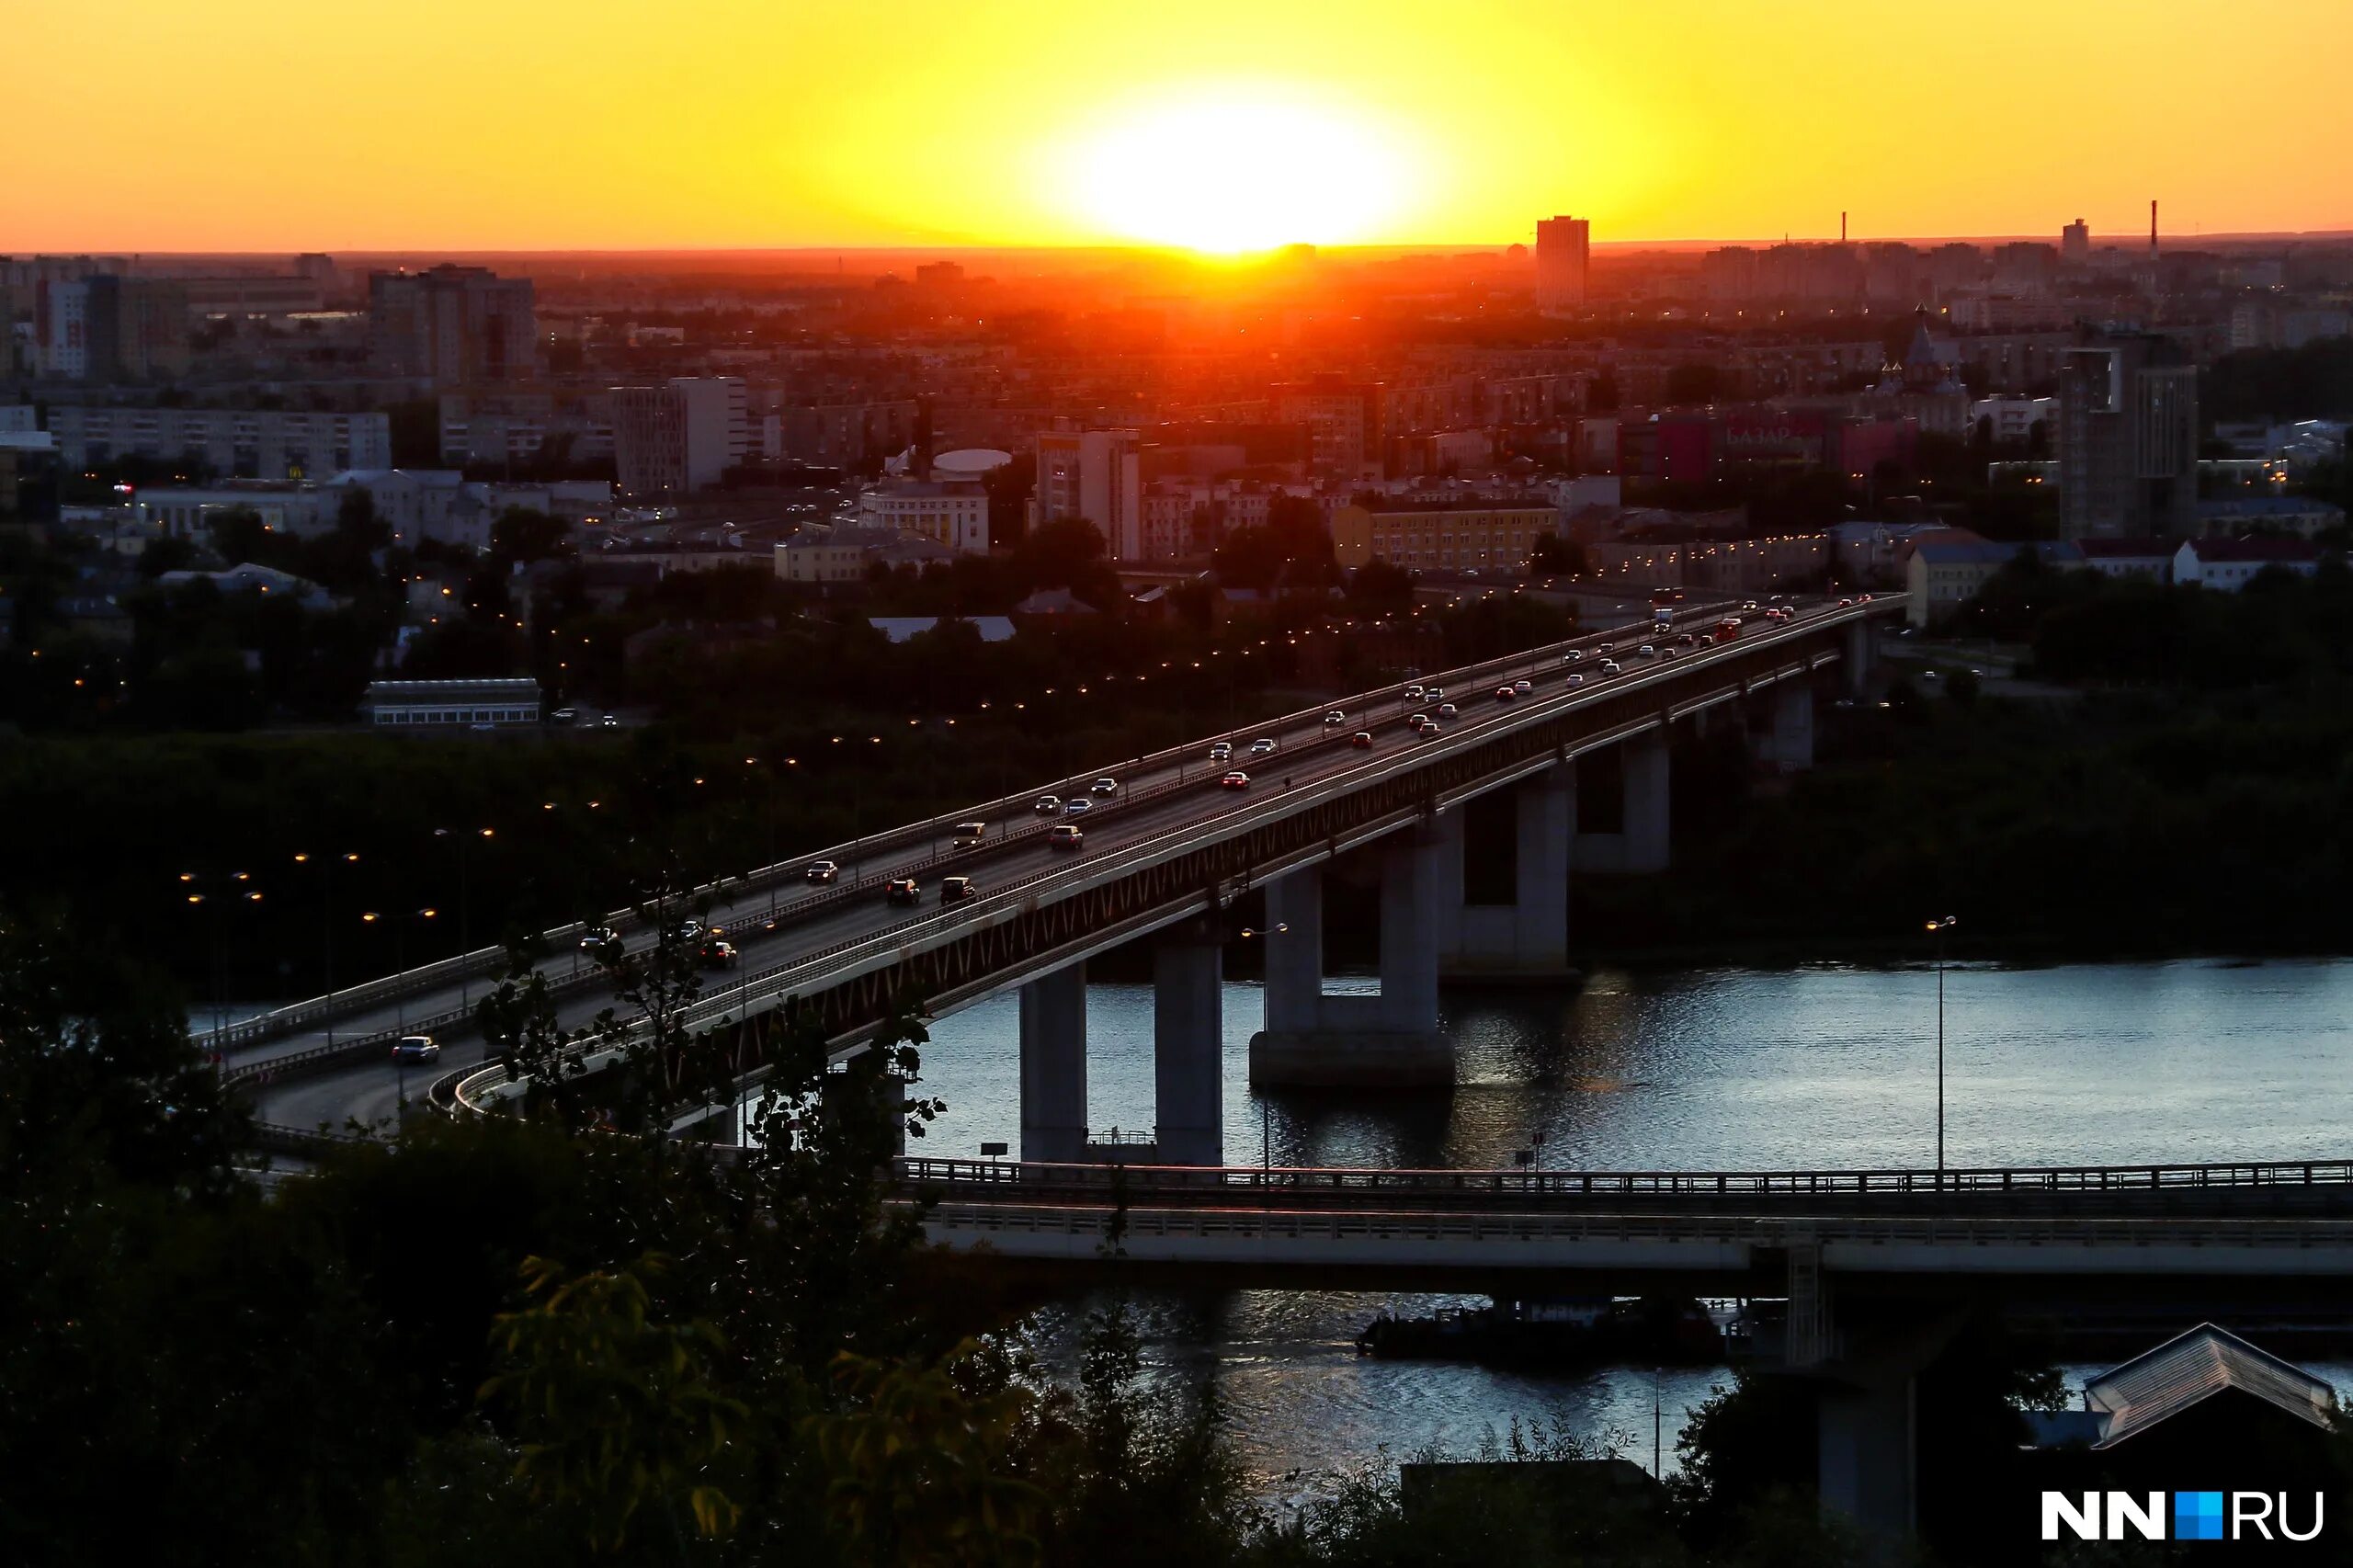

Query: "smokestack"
(1841, 210), (1847, 244)
(2150, 199), (2158, 257)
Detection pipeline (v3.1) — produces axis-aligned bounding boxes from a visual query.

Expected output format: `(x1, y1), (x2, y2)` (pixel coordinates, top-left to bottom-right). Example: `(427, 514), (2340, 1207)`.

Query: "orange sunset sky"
(9, 0), (2352, 255)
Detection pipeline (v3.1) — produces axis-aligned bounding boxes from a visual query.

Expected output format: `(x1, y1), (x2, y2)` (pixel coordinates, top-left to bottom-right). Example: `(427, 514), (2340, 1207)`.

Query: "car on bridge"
(951, 821), (988, 848)
(699, 939), (738, 969)
(1637, 644), (1658, 658)
(1595, 643), (1614, 655)
(1090, 778), (1119, 794)
(1425, 687), (1445, 700)
(1209, 742), (1233, 762)
(886, 878), (921, 905)
(1324, 710), (1347, 726)
(1494, 685), (1518, 701)
(1598, 660), (1621, 676)
(1350, 731), (1373, 748)
(1220, 770), (1250, 790)
(1565, 674), (1585, 687)
(391, 1035), (440, 1064)
(1047, 824), (1085, 848)
(805, 860), (839, 883)
(673, 919), (704, 942)
(940, 875), (975, 902)
(1033, 795), (1062, 815)
(579, 925), (617, 951)
(1404, 683), (1426, 699)
(1438, 702), (1458, 718)
(1563, 649), (1584, 664)
(1513, 677), (1534, 695)
(1249, 737), (1278, 756)
(1063, 798), (1092, 816)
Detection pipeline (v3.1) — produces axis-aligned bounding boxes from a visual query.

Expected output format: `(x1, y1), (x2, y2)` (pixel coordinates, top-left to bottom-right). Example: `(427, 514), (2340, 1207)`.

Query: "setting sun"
(1055, 87), (1417, 255)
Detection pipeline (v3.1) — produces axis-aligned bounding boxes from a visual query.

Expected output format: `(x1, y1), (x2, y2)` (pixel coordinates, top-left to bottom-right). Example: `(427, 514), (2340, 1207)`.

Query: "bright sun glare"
(1063, 90), (1412, 255)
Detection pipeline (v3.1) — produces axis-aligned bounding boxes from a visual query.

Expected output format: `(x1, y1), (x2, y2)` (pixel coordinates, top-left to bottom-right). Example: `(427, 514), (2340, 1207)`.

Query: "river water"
(915, 959), (2353, 1487)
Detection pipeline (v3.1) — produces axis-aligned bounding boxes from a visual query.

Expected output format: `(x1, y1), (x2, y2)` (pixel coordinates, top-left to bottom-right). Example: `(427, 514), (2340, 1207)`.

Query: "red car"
(1220, 770), (1250, 790)
(1349, 731), (1373, 749)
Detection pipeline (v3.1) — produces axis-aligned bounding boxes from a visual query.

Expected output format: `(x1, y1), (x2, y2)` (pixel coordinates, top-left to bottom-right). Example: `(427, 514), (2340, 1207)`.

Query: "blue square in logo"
(2176, 1491), (2224, 1541)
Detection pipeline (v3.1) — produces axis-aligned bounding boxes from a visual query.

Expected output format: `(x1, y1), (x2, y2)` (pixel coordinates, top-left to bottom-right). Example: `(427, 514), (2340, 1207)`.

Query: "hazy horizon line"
(14, 228), (2353, 263)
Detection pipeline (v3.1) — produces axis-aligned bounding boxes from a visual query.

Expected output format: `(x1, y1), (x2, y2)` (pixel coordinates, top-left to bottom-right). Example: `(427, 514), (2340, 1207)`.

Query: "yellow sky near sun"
(6, 0), (2349, 252)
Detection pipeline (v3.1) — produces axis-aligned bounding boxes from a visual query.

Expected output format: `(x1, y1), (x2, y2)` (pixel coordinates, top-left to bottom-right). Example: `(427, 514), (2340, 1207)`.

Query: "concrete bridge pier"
(1817, 1365), (1917, 1545)
(1250, 826), (1452, 1087)
(1443, 766), (1575, 980)
(1620, 731), (1672, 873)
(1845, 618), (1877, 696)
(1153, 927), (1223, 1165)
(1017, 962), (1088, 1162)
(1757, 682), (1815, 774)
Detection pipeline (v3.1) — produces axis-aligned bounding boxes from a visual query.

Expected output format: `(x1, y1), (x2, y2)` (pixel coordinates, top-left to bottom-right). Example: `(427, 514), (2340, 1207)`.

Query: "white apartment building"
(611, 377), (748, 497)
(1034, 426), (1142, 560)
(47, 405), (392, 479)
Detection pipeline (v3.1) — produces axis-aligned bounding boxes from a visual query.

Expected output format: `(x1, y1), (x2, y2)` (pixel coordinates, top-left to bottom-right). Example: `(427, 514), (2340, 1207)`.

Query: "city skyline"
(13, 0), (2353, 253)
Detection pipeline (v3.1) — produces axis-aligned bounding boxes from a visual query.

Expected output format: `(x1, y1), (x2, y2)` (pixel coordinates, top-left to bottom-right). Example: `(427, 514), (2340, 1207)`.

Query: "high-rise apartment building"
(35, 277), (190, 381)
(2062, 219), (2091, 265)
(369, 265), (537, 382)
(2058, 329), (2198, 540)
(1033, 425), (1142, 560)
(610, 377), (748, 497)
(1269, 378), (1385, 480)
(1535, 216), (1590, 311)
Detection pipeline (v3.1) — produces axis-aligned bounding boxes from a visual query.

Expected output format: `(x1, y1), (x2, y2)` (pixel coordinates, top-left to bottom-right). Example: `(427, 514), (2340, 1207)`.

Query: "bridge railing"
(221, 598), (1778, 1051)
(896, 1153), (2353, 1199)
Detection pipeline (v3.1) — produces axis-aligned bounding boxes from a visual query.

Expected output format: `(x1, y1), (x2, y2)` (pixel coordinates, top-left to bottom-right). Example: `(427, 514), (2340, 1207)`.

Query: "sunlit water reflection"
(919, 959), (2353, 1483)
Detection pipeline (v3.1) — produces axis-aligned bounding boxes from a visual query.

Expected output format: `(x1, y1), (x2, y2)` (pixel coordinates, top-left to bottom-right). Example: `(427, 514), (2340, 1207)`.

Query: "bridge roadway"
(901, 1155), (2353, 1301)
(248, 593), (1891, 1131)
(228, 592), (1763, 1073)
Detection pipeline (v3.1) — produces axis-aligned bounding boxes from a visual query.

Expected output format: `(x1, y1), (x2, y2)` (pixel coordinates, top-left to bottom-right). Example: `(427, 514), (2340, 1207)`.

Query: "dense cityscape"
(10, 5), (2353, 1564)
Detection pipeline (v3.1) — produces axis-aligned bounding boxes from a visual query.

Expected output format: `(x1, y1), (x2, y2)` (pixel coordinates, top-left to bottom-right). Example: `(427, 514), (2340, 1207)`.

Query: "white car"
(1565, 673), (1585, 687)
(1323, 710), (1347, 726)
(1425, 687), (1445, 701)
(1404, 684), (1426, 699)
(1090, 778), (1119, 795)
(1438, 702), (1459, 718)
(1209, 742), (1233, 761)
(1595, 643), (1615, 656)
(1063, 798), (1093, 816)
(1598, 660), (1622, 676)
(1248, 737), (1277, 756)
(1513, 678), (1533, 695)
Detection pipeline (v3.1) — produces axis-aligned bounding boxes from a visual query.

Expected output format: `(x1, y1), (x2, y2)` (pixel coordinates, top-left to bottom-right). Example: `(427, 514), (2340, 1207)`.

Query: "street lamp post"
(434, 827), (492, 1005)
(1926, 915), (1959, 1184)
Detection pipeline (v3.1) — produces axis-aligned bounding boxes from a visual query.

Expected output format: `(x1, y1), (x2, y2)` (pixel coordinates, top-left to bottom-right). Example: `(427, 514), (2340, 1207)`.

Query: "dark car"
(940, 875), (975, 901)
(805, 860), (839, 883)
(1350, 731), (1374, 748)
(579, 925), (618, 951)
(1048, 824), (1085, 849)
(391, 1035), (440, 1064)
(885, 878), (921, 905)
(698, 939), (738, 969)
